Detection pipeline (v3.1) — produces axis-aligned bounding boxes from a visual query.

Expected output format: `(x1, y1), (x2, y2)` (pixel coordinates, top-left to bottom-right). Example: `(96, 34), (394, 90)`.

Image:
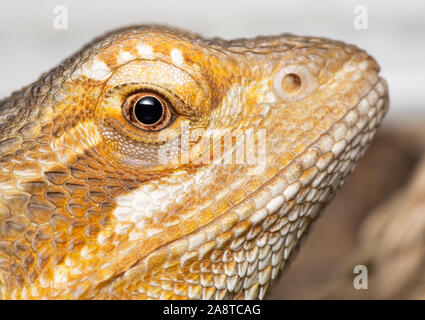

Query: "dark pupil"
(134, 96), (163, 125)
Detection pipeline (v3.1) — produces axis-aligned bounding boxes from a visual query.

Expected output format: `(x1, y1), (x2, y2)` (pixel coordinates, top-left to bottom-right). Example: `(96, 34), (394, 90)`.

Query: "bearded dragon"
(0, 26), (389, 299)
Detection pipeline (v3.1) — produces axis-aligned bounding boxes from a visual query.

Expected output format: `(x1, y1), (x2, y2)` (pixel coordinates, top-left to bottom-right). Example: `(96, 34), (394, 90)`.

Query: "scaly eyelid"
(102, 59), (210, 117)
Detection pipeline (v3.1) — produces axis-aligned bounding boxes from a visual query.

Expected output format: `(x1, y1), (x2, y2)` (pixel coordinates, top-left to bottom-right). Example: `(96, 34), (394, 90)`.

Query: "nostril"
(273, 65), (318, 102)
(281, 73), (301, 95)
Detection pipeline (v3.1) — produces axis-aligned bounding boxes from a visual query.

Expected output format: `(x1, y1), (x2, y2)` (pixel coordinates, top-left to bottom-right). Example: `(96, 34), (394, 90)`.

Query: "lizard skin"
(0, 26), (389, 299)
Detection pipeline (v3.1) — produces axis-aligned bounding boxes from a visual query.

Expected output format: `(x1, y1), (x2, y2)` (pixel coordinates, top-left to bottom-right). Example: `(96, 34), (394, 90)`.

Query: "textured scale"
(0, 26), (388, 299)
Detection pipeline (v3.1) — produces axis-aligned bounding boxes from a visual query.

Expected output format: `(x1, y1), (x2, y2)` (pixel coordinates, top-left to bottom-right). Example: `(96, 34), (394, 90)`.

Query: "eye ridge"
(122, 91), (172, 131)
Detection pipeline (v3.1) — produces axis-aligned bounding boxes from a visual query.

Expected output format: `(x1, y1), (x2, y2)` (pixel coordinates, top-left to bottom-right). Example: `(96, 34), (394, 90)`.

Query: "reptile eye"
(122, 92), (172, 131)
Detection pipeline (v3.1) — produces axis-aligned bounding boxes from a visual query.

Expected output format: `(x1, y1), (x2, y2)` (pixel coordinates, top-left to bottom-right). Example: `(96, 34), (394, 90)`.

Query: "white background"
(0, 0), (424, 122)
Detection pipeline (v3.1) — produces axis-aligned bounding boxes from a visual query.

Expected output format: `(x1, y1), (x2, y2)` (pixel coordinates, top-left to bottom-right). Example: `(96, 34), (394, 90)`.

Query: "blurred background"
(1, 0), (425, 299)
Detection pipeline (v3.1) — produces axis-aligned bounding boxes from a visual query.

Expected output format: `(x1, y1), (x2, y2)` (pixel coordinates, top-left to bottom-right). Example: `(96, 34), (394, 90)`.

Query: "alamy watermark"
(53, 5), (68, 30)
(353, 264), (368, 290)
(157, 120), (267, 174)
(353, 4), (368, 30)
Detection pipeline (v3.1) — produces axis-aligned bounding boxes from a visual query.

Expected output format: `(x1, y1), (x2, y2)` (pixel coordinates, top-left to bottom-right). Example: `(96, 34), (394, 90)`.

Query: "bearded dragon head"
(0, 26), (388, 299)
